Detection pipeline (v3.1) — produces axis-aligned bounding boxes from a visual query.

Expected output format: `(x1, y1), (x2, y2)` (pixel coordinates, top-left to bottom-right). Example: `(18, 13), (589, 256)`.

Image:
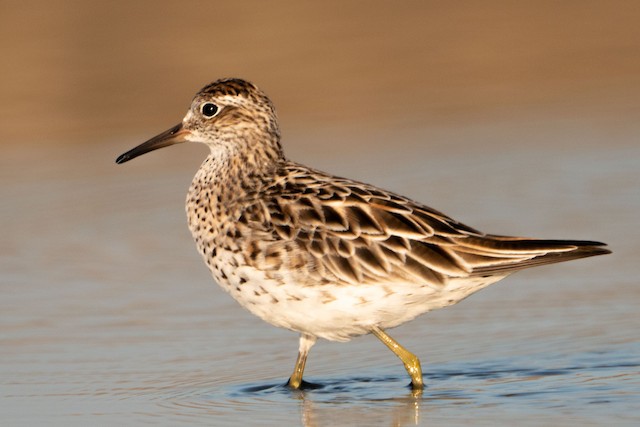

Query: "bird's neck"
(187, 138), (284, 218)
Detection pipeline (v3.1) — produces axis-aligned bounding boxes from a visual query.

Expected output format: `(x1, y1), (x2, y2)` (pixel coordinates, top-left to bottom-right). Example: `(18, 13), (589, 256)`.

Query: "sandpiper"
(116, 78), (610, 390)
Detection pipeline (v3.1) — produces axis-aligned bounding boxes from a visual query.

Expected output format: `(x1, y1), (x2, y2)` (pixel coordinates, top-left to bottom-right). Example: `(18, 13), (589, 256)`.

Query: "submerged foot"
(286, 377), (323, 390)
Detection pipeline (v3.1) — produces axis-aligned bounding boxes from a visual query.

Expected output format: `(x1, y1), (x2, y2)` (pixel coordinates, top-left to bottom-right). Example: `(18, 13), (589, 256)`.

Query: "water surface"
(1, 118), (638, 426)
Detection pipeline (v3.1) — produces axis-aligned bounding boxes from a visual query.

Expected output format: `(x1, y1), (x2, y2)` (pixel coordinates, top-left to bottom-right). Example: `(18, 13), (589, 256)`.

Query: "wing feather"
(240, 163), (609, 289)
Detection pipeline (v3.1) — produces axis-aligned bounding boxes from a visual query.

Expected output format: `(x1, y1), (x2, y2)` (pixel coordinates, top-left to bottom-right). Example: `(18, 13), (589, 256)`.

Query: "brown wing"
(242, 163), (609, 288)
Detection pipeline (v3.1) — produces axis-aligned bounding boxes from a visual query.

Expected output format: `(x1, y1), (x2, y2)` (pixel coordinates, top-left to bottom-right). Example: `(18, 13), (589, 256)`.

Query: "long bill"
(115, 123), (190, 164)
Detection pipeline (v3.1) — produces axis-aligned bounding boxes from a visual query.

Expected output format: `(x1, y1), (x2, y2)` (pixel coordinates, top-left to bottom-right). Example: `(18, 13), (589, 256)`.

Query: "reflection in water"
(299, 389), (421, 427)
(239, 378), (423, 426)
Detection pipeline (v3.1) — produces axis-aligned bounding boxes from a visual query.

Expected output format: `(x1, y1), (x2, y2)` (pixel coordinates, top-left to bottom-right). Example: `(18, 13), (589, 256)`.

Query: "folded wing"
(242, 164), (610, 288)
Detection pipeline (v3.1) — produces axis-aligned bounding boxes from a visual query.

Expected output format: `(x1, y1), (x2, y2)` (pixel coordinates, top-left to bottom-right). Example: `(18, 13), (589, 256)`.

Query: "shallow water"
(1, 116), (638, 425)
(3, 2), (639, 424)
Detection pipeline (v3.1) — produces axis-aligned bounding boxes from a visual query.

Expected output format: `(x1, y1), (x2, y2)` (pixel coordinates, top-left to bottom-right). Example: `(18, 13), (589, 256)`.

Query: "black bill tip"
(115, 152), (132, 164)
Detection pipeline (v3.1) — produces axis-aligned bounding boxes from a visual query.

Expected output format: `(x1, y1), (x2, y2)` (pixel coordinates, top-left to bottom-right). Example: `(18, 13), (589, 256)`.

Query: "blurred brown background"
(2, 0), (639, 146)
(2, 3), (639, 424)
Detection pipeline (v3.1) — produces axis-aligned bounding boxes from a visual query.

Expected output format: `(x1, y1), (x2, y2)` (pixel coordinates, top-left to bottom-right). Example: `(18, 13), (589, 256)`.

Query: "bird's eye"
(201, 103), (219, 118)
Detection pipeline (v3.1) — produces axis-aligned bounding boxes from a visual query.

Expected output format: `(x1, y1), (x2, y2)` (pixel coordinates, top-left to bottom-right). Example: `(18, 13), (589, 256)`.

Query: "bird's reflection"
(295, 386), (423, 427)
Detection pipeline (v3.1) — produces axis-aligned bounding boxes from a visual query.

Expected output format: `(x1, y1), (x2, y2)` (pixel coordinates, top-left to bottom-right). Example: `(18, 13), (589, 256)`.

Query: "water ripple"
(145, 346), (639, 426)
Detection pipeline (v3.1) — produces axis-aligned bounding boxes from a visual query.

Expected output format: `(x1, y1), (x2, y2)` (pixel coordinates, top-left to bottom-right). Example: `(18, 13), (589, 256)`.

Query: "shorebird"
(116, 78), (610, 390)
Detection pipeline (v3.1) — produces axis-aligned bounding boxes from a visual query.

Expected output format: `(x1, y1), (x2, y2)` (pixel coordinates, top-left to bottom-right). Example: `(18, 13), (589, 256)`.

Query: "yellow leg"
(372, 326), (424, 389)
(288, 333), (317, 389)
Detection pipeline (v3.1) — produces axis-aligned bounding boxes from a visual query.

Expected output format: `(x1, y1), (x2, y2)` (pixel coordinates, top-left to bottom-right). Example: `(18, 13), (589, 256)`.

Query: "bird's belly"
(204, 247), (504, 342)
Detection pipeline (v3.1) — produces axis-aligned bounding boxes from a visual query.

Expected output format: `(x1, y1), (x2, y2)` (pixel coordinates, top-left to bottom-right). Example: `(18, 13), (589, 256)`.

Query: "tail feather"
(452, 236), (611, 276)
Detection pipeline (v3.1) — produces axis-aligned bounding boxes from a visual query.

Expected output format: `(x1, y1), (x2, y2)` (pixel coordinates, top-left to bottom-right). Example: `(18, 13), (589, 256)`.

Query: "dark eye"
(201, 102), (219, 118)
